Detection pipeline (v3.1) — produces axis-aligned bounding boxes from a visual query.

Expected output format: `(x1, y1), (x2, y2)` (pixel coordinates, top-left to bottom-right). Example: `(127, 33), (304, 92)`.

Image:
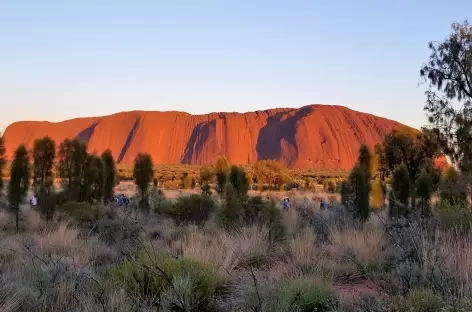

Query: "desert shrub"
(167, 194), (216, 225)
(323, 179), (337, 193)
(92, 216), (140, 248)
(150, 188), (173, 214)
(243, 196), (285, 241)
(273, 279), (338, 312)
(217, 183), (244, 230)
(405, 288), (443, 312)
(56, 201), (105, 227)
(439, 168), (468, 204)
(159, 274), (220, 312)
(109, 252), (219, 308)
(162, 179), (180, 190)
(236, 253), (271, 270)
(433, 199), (472, 235)
(342, 294), (387, 312)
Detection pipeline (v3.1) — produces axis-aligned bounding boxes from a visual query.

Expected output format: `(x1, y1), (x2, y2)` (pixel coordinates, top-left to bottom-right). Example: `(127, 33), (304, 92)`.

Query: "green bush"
(434, 199), (472, 235)
(217, 183), (244, 230)
(275, 279), (338, 312)
(406, 288), (443, 312)
(109, 252), (219, 308)
(57, 201), (105, 227)
(236, 253), (271, 270)
(243, 196), (285, 241)
(93, 216), (140, 246)
(167, 194), (216, 225)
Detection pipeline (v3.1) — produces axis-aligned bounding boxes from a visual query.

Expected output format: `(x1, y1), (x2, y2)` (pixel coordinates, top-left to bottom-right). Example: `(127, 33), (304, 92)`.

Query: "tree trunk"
(15, 201), (19, 233)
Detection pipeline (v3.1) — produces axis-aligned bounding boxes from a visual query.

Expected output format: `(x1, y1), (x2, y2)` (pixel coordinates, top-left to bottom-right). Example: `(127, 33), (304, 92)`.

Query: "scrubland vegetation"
(0, 20), (471, 312)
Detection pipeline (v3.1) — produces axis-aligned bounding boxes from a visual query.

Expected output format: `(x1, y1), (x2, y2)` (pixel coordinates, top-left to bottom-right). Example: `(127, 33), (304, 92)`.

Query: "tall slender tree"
(83, 154), (104, 202)
(101, 149), (116, 203)
(57, 138), (87, 200)
(32, 136), (57, 225)
(215, 156), (230, 195)
(341, 145), (372, 221)
(133, 153), (154, 211)
(32, 136), (56, 191)
(229, 165), (249, 198)
(8, 145), (30, 232)
(389, 163), (410, 218)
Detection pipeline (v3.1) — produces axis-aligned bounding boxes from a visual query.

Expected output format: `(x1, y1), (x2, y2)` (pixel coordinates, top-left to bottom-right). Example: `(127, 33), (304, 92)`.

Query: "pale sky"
(1, 0), (471, 133)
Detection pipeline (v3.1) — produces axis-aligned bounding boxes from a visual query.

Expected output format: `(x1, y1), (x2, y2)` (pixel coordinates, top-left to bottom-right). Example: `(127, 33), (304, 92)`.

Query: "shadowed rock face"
(2, 105), (404, 170)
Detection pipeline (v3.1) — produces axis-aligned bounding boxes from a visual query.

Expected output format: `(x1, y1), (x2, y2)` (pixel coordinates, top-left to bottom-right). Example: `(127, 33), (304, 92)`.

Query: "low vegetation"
(0, 19), (471, 312)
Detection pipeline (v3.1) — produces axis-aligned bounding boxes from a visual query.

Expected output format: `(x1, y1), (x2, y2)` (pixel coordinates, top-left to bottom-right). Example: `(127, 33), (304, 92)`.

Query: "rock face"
(2, 105), (404, 170)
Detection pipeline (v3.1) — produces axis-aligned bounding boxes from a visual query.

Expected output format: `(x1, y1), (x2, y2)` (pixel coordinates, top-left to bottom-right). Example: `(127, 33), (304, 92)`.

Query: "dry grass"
(289, 226), (319, 265)
(330, 225), (385, 263)
(421, 229), (472, 297)
(173, 225), (271, 276)
(1, 189), (472, 311)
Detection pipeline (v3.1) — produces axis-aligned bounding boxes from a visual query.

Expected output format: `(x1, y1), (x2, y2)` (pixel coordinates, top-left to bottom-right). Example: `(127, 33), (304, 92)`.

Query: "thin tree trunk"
(15, 200), (19, 233)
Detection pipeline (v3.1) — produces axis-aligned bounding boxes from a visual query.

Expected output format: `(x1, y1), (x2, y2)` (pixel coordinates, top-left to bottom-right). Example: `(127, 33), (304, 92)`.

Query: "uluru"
(2, 104), (404, 170)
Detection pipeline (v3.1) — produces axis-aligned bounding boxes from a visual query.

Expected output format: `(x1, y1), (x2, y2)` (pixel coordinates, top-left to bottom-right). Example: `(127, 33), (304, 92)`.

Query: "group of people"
(281, 196), (327, 211)
(112, 193), (130, 206)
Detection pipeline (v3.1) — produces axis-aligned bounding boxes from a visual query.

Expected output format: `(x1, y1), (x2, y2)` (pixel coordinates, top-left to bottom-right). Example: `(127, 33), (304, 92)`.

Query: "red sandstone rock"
(2, 105), (403, 170)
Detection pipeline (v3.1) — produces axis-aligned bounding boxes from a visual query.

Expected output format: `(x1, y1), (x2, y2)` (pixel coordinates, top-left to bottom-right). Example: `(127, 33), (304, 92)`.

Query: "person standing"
(303, 197), (310, 210)
(30, 194), (38, 207)
(282, 197), (288, 210)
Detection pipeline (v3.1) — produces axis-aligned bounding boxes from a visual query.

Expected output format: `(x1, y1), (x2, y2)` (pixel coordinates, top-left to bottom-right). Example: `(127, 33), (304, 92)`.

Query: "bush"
(56, 201), (105, 227)
(405, 288), (443, 312)
(167, 194), (216, 225)
(274, 279), (338, 312)
(93, 216), (140, 247)
(243, 196), (285, 241)
(217, 183), (244, 230)
(109, 253), (219, 308)
(433, 199), (472, 235)
(390, 163), (410, 218)
(162, 179), (180, 190)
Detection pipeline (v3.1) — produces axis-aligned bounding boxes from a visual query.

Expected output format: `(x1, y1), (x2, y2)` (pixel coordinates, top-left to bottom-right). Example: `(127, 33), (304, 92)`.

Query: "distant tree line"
(0, 135), (117, 232)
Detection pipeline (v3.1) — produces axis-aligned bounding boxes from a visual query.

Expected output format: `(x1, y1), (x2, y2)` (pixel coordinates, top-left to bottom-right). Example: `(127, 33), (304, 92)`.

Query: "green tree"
(415, 169), (433, 217)
(215, 156), (230, 194)
(229, 165), (249, 198)
(32, 136), (57, 225)
(133, 153), (154, 211)
(377, 127), (438, 210)
(32, 136), (56, 191)
(0, 134), (5, 194)
(101, 149), (116, 203)
(341, 145), (372, 221)
(218, 183), (243, 230)
(199, 165), (213, 196)
(57, 138), (88, 199)
(389, 163), (410, 218)
(83, 154), (104, 202)
(421, 21), (472, 174)
(8, 145), (30, 232)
